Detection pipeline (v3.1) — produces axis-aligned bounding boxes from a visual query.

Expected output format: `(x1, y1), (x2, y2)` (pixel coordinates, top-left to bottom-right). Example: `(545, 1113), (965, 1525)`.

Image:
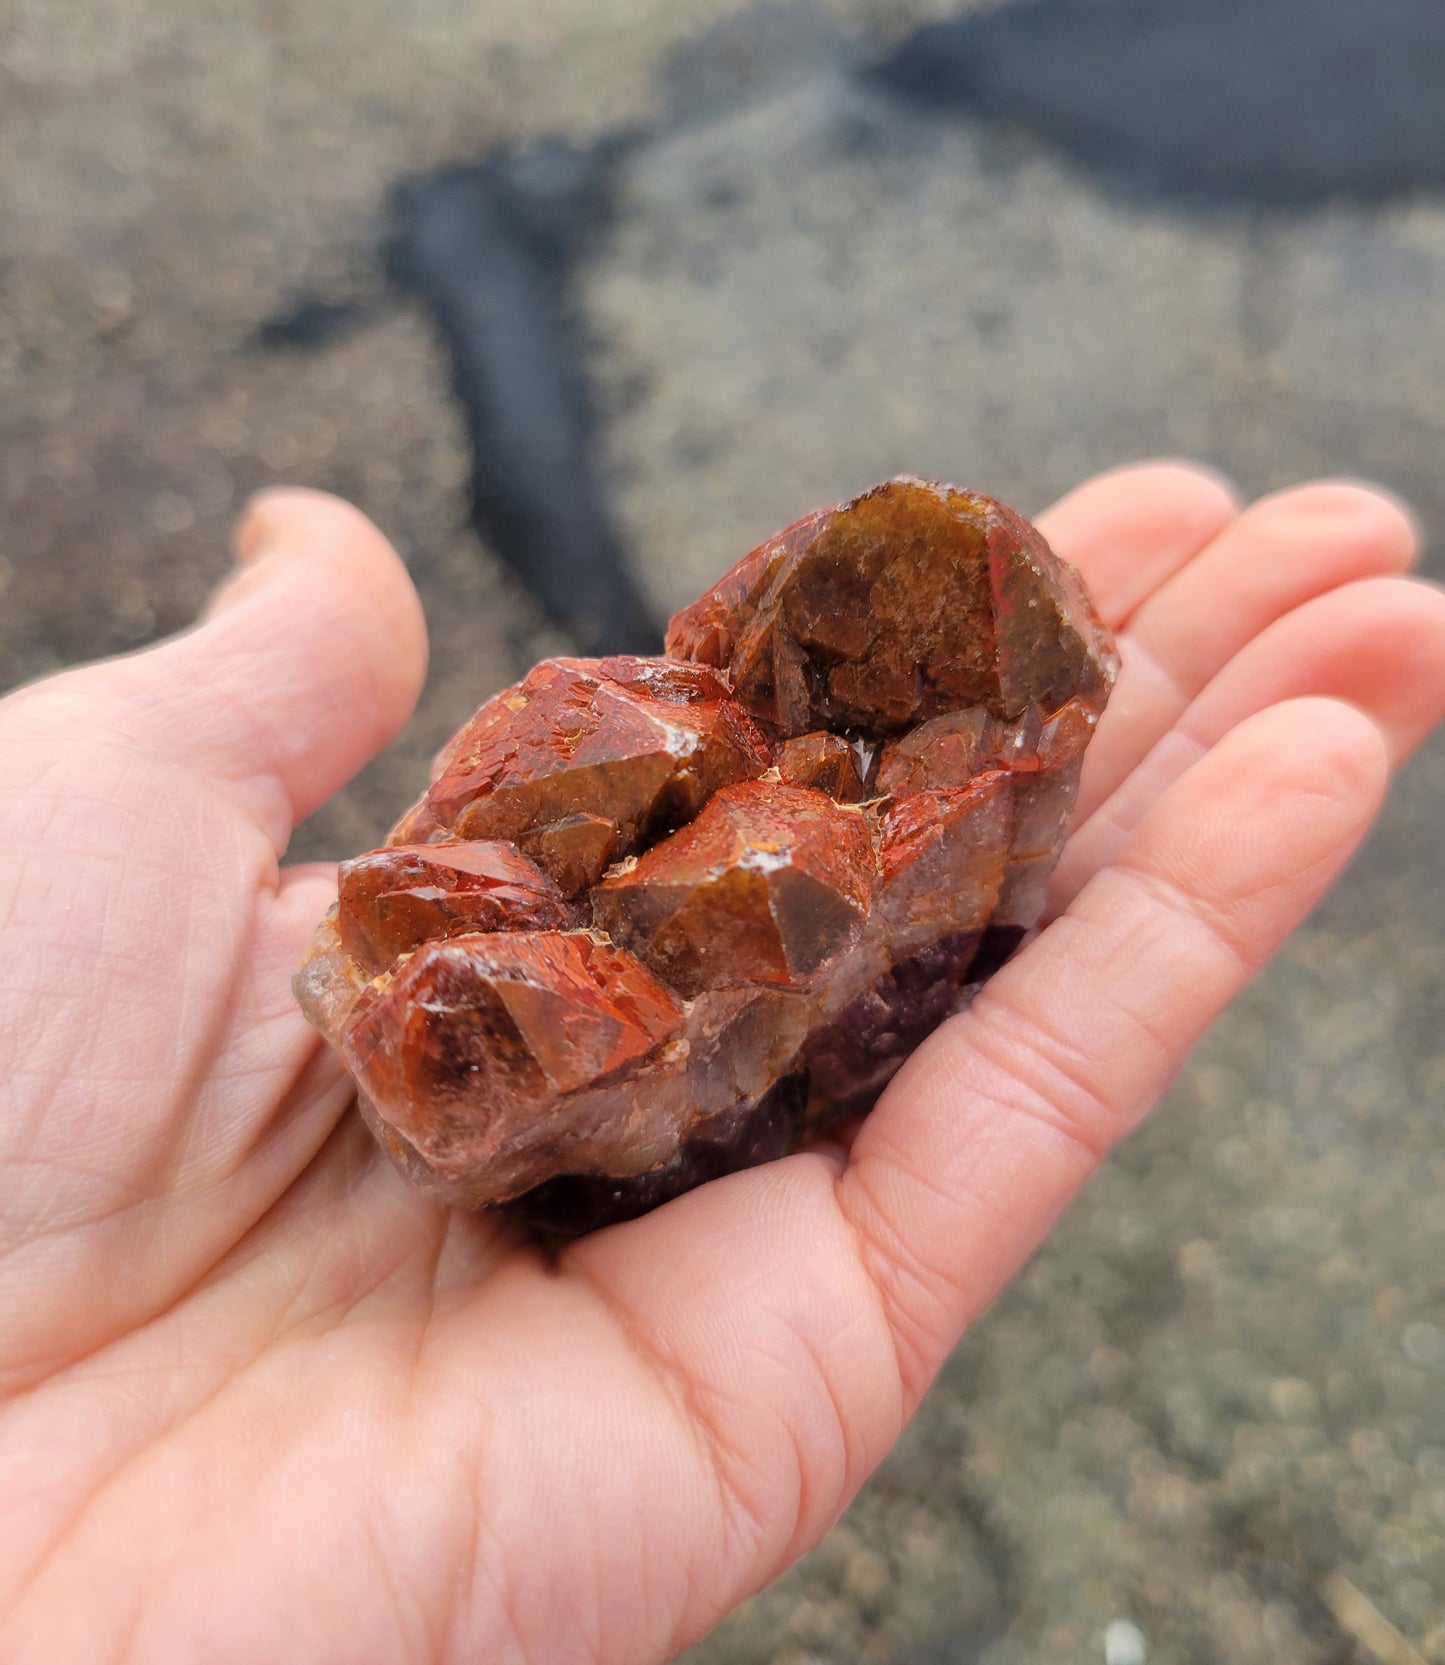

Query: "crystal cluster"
(296, 479), (1117, 1232)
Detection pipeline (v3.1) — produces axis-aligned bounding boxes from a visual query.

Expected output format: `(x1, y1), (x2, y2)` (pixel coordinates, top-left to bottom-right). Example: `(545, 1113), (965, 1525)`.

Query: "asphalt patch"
(868, 0), (1445, 207)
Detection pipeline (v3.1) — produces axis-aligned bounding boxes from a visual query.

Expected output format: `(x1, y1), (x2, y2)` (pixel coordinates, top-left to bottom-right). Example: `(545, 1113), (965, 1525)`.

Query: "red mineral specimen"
(295, 477), (1118, 1233)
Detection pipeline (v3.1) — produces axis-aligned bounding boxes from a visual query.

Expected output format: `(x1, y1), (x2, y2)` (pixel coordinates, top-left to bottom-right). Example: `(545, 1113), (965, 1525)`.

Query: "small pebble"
(150, 491), (195, 535)
(842, 1549), (889, 1607)
(1104, 1618), (1148, 1665)
(1268, 1376), (1320, 1420)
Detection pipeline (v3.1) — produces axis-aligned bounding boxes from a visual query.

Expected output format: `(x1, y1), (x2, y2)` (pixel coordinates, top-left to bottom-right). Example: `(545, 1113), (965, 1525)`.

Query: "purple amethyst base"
(501, 923), (1027, 1239)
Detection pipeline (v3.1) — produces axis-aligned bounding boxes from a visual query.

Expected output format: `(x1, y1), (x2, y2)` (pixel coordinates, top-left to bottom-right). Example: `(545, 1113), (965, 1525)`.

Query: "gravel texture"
(2, 2), (1442, 1660)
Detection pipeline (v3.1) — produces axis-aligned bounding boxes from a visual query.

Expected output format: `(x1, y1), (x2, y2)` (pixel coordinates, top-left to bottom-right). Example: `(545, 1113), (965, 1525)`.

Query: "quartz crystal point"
(295, 478), (1118, 1233)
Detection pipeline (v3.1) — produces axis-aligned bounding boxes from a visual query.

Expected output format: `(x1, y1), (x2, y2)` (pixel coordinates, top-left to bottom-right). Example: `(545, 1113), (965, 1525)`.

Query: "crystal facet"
(592, 780), (874, 998)
(295, 477), (1118, 1233)
(336, 842), (569, 975)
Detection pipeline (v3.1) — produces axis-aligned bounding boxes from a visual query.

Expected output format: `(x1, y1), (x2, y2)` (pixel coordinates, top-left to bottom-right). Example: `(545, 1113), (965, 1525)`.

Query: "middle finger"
(1073, 479), (1419, 827)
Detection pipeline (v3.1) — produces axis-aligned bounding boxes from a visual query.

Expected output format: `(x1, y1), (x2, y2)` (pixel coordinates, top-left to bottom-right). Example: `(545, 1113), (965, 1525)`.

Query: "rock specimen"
(296, 478), (1117, 1233)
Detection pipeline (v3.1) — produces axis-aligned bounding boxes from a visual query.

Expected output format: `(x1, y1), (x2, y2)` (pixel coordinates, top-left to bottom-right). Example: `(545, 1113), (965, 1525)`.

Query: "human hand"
(1, 467), (1442, 1663)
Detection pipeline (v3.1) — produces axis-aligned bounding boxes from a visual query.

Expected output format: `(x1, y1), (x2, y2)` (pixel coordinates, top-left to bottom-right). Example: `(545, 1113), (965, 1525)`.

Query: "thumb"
(7, 490), (428, 851)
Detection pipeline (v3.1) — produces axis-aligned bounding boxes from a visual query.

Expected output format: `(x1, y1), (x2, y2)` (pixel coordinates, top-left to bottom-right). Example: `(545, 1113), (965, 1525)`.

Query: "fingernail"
(207, 512), (287, 619)
(233, 494), (279, 565)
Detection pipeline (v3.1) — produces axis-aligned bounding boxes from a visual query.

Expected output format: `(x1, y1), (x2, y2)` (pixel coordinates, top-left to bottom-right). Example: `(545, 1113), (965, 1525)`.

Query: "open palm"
(2, 467), (1442, 1663)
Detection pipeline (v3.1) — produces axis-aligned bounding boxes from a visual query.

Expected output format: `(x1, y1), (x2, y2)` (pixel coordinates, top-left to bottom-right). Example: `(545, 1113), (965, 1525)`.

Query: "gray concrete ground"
(2, 2), (1442, 1661)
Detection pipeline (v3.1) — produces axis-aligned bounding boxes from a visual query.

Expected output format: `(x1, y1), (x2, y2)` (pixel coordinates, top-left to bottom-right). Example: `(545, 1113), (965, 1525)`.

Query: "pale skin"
(1, 464), (1444, 1664)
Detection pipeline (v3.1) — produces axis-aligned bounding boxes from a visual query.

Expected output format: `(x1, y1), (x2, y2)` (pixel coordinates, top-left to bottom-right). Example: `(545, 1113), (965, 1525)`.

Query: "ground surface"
(2, 2), (1442, 1661)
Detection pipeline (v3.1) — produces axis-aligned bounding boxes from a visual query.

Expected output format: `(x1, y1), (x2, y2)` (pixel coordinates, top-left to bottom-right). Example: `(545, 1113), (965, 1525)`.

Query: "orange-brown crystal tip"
(418, 655), (773, 894)
(337, 842), (569, 976)
(592, 780), (874, 998)
(665, 476), (1116, 737)
(342, 932), (685, 1150)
